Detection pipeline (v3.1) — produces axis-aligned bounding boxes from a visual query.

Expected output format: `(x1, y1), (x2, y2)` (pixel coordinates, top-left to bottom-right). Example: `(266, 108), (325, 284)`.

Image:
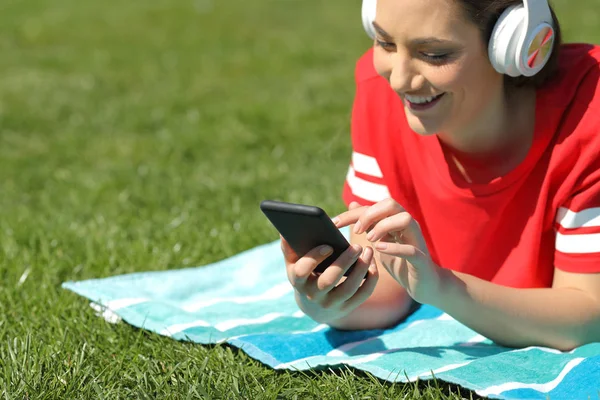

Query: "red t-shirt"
(342, 43), (600, 288)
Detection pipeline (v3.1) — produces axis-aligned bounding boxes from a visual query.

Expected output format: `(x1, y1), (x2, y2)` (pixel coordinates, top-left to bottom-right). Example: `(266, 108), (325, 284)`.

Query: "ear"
(488, 4), (527, 77)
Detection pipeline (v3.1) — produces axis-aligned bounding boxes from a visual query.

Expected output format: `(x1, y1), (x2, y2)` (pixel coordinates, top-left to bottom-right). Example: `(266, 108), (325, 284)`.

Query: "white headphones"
(361, 0), (556, 78)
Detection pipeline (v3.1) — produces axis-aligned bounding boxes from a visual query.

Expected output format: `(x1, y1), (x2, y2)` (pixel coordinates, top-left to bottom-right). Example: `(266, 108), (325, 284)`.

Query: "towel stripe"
(413, 361), (473, 380)
(215, 312), (288, 331)
(327, 320), (425, 357)
(476, 357), (585, 397)
(105, 297), (149, 310)
(161, 320), (211, 336)
(161, 311), (306, 336)
(182, 283), (293, 312)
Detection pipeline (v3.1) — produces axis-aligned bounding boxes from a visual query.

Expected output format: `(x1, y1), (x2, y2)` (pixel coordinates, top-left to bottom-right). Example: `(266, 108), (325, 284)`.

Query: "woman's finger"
(289, 245), (334, 288)
(305, 244), (363, 299)
(349, 201), (362, 210)
(327, 247), (374, 305)
(373, 241), (427, 268)
(354, 198), (404, 235)
(365, 212), (415, 243)
(341, 256), (379, 311)
(281, 236), (300, 263)
(332, 206), (368, 228)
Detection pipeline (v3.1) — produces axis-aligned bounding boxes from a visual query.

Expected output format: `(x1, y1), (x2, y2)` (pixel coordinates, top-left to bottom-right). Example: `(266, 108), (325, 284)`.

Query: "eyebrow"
(372, 21), (456, 46)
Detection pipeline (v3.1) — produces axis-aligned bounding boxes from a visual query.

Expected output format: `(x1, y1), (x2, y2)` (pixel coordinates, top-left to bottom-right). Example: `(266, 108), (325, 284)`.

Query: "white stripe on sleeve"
(556, 207), (600, 229)
(555, 232), (600, 254)
(346, 167), (391, 203)
(352, 152), (383, 178)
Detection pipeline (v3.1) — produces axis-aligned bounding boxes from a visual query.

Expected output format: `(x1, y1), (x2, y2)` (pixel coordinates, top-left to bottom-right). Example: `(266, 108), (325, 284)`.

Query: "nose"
(385, 52), (424, 94)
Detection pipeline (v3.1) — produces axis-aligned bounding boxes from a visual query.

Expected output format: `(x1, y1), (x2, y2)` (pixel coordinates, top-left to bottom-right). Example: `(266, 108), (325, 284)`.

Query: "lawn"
(1, 0), (598, 398)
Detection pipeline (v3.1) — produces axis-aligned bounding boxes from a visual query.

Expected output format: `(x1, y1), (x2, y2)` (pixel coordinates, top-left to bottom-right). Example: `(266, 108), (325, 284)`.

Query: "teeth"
(405, 94), (441, 104)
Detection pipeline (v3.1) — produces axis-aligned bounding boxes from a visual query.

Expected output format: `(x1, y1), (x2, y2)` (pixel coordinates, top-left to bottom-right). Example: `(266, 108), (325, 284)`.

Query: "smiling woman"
(279, 0), (600, 351)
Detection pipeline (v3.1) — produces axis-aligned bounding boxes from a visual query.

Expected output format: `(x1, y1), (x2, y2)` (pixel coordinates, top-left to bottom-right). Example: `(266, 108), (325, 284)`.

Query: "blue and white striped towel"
(62, 228), (600, 399)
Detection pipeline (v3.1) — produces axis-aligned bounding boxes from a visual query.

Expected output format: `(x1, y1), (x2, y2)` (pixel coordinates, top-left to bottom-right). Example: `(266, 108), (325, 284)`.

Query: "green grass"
(0, 0), (598, 397)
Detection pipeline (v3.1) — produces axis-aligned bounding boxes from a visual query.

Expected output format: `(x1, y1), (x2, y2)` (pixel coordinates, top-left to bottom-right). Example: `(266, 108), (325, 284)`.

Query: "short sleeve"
(342, 53), (392, 207)
(554, 173), (600, 273)
(552, 47), (600, 273)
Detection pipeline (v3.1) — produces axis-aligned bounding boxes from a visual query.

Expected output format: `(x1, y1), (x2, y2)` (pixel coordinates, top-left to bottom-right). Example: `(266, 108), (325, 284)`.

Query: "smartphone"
(260, 199), (356, 276)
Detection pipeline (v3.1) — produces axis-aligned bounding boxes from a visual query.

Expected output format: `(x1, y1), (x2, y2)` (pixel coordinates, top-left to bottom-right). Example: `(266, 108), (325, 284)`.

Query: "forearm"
(295, 287), (414, 330)
(327, 289), (414, 330)
(327, 247), (415, 330)
(436, 270), (600, 350)
(315, 230), (414, 330)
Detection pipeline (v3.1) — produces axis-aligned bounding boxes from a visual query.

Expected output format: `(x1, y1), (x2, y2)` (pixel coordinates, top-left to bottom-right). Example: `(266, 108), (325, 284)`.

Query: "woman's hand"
(281, 234), (379, 325)
(334, 199), (446, 306)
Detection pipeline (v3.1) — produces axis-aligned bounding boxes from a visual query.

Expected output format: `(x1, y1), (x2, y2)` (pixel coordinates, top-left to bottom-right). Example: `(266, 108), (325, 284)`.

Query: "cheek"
(373, 48), (391, 79)
(373, 49), (502, 101)
(446, 58), (502, 100)
(422, 56), (480, 93)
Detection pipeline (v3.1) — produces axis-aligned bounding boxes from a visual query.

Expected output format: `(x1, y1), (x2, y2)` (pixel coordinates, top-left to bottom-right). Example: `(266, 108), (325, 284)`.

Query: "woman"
(281, 0), (600, 351)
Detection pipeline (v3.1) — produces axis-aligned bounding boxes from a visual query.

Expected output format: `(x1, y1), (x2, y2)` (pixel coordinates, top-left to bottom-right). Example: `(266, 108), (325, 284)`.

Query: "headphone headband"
(523, 0), (553, 26)
(360, 0), (556, 78)
(362, 0), (377, 40)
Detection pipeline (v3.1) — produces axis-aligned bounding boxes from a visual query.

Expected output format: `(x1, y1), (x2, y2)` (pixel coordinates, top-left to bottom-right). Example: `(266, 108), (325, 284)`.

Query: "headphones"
(361, 0), (556, 78)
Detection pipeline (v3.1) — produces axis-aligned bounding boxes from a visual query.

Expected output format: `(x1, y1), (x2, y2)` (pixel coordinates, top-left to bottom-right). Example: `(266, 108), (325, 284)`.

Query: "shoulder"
(541, 44), (600, 149)
(351, 48), (401, 133)
(354, 48), (380, 84)
(352, 48), (401, 117)
(353, 48), (396, 101)
(543, 43), (600, 111)
(539, 46), (600, 214)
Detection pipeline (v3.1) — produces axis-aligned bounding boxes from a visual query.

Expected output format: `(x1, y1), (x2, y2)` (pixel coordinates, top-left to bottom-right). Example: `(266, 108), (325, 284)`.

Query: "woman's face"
(372, 0), (504, 136)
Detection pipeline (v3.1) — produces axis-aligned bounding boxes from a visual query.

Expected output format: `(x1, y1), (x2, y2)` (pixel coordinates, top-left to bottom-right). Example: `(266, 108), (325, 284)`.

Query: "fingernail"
(353, 221), (362, 234)
(366, 231), (374, 241)
(374, 242), (387, 250)
(350, 244), (362, 257)
(320, 245), (333, 256)
(332, 217), (340, 226)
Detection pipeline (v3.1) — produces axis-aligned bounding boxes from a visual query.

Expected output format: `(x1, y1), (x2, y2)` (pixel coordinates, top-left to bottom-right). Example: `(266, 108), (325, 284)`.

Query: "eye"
(375, 39), (396, 52)
(420, 52), (450, 65)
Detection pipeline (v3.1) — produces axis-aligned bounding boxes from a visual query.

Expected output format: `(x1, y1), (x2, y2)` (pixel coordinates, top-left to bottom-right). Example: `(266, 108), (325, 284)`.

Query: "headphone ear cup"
(488, 5), (527, 77)
(362, 0), (377, 39)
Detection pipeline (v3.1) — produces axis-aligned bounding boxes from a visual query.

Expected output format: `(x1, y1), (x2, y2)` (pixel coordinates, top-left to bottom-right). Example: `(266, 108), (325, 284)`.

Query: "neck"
(438, 86), (537, 183)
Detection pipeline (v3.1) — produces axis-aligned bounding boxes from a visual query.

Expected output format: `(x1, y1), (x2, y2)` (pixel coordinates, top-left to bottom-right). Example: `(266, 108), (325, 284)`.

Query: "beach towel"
(62, 228), (600, 399)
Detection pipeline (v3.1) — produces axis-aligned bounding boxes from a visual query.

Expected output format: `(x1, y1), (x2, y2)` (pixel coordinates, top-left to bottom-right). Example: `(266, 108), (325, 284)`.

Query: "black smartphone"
(260, 199), (356, 276)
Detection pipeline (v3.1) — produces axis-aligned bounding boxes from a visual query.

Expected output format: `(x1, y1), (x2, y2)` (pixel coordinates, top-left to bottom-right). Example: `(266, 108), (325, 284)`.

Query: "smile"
(404, 93), (446, 111)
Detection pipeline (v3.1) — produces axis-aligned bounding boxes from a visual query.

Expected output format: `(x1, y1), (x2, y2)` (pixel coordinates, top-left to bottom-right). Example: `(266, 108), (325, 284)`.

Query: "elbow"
(493, 336), (583, 352)
(551, 339), (581, 353)
(559, 314), (600, 351)
(490, 328), (596, 352)
(548, 323), (600, 352)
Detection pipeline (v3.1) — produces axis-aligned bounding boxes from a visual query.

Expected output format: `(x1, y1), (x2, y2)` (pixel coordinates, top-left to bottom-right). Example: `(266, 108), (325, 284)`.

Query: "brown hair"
(457, 0), (562, 88)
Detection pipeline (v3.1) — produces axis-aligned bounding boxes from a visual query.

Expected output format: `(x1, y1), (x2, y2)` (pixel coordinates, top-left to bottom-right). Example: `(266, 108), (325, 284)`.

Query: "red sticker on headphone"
(527, 27), (554, 69)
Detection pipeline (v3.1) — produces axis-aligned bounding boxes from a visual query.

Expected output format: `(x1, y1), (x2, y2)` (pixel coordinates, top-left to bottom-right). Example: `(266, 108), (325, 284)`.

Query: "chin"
(405, 112), (441, 136)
